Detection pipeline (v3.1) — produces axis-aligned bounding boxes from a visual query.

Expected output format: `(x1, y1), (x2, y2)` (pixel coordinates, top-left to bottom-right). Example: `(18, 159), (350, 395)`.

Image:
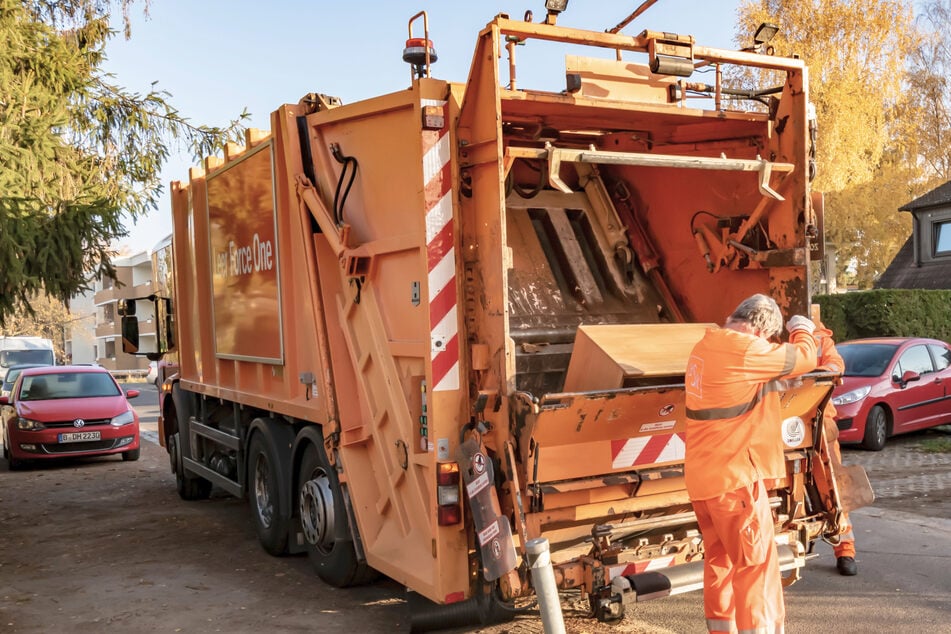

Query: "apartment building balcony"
(126, 281), (155, 298)
(94, 281), (155, 305)
(94, 286), (119, 305)
(95, 320), (155, 339)
(96, 321), (121, 339)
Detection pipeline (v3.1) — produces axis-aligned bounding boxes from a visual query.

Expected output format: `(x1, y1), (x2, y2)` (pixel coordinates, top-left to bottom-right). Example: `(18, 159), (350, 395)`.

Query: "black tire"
(248, 433), (290, 556)
(861, 405), (888, 451)
(170, 432), (212, 500)
(298, 442), (376, 587)
(3, 429), (25, 470)
(122, 448), (141, 461)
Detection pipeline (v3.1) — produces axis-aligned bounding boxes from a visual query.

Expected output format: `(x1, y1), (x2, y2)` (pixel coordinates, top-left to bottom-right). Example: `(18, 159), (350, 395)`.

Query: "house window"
(935, 220), (951, 256)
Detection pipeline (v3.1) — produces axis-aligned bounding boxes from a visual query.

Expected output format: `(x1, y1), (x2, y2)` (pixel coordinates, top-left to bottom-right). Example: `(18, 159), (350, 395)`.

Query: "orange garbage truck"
(121, 4), (871, 626)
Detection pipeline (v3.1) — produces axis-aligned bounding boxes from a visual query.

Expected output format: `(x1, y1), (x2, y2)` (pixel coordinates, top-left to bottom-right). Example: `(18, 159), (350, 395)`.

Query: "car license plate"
(58, 431), (101, 443)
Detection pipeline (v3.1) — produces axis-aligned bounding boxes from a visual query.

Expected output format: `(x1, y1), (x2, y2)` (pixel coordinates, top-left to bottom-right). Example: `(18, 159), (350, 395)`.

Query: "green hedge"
(813, 289), (951, 343)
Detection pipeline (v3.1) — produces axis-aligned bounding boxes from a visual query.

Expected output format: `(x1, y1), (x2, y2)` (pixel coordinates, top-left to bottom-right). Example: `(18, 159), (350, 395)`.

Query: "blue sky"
(104, 1), (744, 254)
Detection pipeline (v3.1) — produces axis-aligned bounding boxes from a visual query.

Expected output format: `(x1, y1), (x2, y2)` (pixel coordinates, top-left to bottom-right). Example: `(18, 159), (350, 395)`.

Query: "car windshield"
(19, 372), (121, 401)
(837, 343), (900, 378)
(4, 367), (34, 386)
(1, 349), (54, 368)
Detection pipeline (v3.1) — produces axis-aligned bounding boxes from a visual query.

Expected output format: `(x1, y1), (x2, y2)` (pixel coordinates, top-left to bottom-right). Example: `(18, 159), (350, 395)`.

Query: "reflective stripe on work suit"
(684, 328), (818, 500)
(815, 323), (856, 558)
(685, 327), (817, 634)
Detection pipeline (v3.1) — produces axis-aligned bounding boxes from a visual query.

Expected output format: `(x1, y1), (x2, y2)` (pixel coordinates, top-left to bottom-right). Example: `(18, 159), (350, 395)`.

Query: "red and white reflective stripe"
(611, 433), (686, 469)
(607, 555), (676, 580)
(422, 99), (459, 392)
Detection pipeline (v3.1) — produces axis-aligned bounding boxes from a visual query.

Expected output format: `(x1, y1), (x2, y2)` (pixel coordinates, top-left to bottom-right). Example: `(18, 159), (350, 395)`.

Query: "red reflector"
(438, 504), (461, 526)
(436, 461), (459, 486)
(444, 591), (466, 604)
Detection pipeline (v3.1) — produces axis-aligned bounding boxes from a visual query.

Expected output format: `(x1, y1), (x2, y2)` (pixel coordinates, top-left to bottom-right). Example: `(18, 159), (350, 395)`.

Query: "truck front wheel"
(298, 442), (376, 587)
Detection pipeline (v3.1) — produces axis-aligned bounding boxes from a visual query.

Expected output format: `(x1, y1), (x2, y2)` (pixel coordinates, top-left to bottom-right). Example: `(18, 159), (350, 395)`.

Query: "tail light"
(437, 461), (462, 526)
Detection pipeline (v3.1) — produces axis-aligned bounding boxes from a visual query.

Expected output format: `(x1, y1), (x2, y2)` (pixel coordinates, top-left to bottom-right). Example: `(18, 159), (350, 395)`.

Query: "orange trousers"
(692, 480), (785, 634)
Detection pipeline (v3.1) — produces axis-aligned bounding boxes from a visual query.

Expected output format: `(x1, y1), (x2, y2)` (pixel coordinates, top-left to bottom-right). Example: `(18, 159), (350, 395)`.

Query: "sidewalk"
(842, 424), (951, 520)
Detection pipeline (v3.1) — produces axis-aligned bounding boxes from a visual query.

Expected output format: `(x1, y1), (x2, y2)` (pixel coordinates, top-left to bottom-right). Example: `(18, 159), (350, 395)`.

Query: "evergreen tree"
(0, 0), (246, 321)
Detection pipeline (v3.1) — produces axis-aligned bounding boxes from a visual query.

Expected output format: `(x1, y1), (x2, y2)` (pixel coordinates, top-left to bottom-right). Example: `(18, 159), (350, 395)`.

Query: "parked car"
(1, 363), (50, 399)
(832, 337), (951, 451)
(146, 361), (158, 386)
(0, 366), (141, 470)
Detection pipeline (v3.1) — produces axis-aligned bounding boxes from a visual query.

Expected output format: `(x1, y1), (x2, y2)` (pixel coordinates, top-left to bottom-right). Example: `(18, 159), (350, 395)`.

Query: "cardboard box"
(563, 323), (715, 392)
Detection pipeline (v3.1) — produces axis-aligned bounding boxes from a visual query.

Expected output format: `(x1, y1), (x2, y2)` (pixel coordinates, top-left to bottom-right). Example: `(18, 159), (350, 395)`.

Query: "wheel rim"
(299, 469), (335, 552)
(873, 411), (887, 446)
(254, 454), (274, 529)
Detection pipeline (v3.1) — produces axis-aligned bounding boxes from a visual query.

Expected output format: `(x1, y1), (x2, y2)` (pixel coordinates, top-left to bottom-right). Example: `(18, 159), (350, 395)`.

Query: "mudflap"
(457, 438), (518, 582)
(836, 463), (875, 513)
(812, 417), (875, 536)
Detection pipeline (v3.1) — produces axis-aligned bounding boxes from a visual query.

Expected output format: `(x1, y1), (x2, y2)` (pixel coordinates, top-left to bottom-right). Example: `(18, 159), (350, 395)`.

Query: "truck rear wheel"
(298, 442), (376, 587)
(248, 433), (290, 555)
(169, 431), (212, 501)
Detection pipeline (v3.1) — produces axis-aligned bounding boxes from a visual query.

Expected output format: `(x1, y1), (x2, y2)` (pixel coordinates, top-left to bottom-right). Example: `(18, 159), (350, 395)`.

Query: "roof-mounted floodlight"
(754, 22), (779, 45)
(544, 0), (569, 25)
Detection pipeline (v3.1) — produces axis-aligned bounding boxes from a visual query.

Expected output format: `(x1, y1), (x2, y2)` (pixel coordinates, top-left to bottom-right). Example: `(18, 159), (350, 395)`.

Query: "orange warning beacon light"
(404, 11), (437, 79)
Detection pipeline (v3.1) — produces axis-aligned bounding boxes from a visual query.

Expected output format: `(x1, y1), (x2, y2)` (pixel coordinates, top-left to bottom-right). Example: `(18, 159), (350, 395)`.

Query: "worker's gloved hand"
(786, 315), (816, 335)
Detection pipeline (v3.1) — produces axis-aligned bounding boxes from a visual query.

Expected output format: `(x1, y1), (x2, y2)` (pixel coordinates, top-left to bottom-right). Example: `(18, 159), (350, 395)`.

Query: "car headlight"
(832, 386), (871, 406)
(111, 410), (135, 426)
(16, 418), (46, 431)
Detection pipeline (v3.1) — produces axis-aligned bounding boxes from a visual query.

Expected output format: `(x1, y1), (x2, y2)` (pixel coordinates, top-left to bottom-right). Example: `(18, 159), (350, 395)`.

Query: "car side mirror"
(126, 389), (140, 400)
(0, 395), (8, 405)
(899, 370), (920, 387)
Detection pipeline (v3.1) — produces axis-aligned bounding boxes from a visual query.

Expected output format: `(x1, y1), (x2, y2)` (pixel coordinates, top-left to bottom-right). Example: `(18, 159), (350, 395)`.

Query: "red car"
(832, 337), (951, 451)
(0, 366), (141, 470)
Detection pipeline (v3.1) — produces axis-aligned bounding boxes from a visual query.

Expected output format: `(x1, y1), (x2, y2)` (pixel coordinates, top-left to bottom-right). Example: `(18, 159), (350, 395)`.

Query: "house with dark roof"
(876, 180), (951, 289)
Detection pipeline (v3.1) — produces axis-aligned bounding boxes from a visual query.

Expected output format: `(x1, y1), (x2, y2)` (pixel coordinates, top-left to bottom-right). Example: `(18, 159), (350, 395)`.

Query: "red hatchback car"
(0, 366), (140, 470)
(832, 337), (951, 451)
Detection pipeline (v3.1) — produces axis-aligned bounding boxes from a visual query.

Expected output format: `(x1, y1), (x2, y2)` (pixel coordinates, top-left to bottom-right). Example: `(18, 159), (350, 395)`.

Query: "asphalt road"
(124, 385), (951, 633)
(120, 381), (159, 444)
(0, 385), (947, 633)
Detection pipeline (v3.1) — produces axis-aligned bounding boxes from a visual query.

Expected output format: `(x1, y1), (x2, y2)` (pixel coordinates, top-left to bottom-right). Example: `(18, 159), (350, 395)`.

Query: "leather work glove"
(786, 314), (816, 335)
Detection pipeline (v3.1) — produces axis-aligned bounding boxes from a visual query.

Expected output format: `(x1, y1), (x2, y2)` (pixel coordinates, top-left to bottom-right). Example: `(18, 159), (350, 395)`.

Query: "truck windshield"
(1, 350), (54, 368)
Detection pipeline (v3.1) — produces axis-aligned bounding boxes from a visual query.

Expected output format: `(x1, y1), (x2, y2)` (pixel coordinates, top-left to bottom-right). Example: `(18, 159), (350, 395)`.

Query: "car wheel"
(5, 444), (25, 471)
(3, 430), (23, 470)
(248, 432), (290, 556)
(122, 448), (140, 461)
(298, 441), (377, 587)
(861, 405), (888, 451)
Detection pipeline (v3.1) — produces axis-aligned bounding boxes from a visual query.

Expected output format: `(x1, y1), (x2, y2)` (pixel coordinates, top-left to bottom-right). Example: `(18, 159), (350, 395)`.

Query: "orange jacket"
(814, 323), (843, 373)
(814, 322), (842, 419)
(684, 327), (818, 501)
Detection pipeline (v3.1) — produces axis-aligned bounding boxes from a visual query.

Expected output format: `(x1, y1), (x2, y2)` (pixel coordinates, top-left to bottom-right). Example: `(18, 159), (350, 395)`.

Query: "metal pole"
(525, 538), (565, 634)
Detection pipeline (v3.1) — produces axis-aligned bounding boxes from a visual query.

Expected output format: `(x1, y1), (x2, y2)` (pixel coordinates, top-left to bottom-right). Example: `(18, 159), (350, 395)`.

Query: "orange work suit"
(814, 324), (856, 559)
(685, 327), (817, 634)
